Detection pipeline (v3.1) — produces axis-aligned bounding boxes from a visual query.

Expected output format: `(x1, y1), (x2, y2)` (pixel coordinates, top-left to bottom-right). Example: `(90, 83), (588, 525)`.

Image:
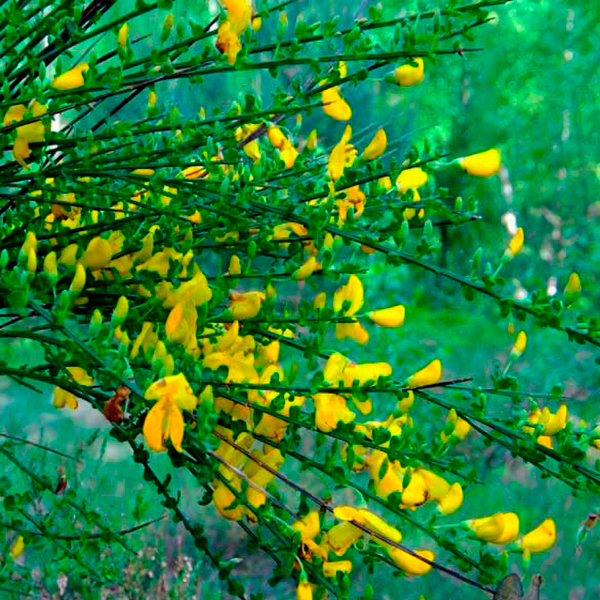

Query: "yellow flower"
(221, 0), (251, 32)
(292, 511), (321, 541)
(441, 408), (471, 444)
(70, 263), (86, 293)
(234, 123), (261, 162)
(165, 298), (198, 354)
(322, 85), (352, 121)
(397, 167), (428, 192)
(333, 275), (364, 316)
(4, 101), (49, 167)
(229, 290), (266, 319)
(313, 393), (356, 432)
(131, 322), (158, 359)
(565, 272), (581, 294)
(510, 330), (527, 357)
(143, 374), (198, 452)
(296, 581), (313, 600)
(294, 256), (321, 280)
(304, 130), (318, 152)
(393, 57), (425, 87)
(313, 291), (327, 310)
(367, 305), (405, 327)
(43, 251), (58, 278)
(328, 125), (356, 181)
(526, 405), (567, 436)
(117, 23), (129, 49)
(407, 359), (442, 387)
(519, 518), (556, 554)
(335, 321), (369, 345)
(363, 128), (387, 160)
(80, 237), (113, 270)
(323, 560), (353, 577)
(213, 479), (244, 520)
(506, 227), (524, 258)
(467, 512), (519, 544)
(216, 20), (242, 64)
(245, 448), (284, 509)
(10, 536), (25, 560)
(436, 482), (464, 516)
(52, 367), (93, 410)
(251, 15), (262, 31)
(322, 521), (363, 556)
(51, 63), (90, 90)
(389, 548), (434, 576)
(459, 148), (501, 177)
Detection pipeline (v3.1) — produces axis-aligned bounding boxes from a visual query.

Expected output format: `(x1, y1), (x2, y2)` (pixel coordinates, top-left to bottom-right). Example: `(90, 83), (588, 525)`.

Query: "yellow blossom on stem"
(292, 511), (321, 541)
(565, 272), (581, 294)
(43, 251), (58, 279)
(333, 275), (364, 316)
(519, 518), (556, 555)
(52, 367), (93, 410)
(525, 405), (568, 436)
(441, 408), (471, 444)
(328, 125), (356, 181)
(436, 482), (464, 516)
(221, 0), (251, 32)
(367, 305), (405, 328)
(407, 359), (442, 388)
(10, 536), (25, 560)
(294, 256), (321, 280)
(143, 374), (198, 452)
(229, 290), (266, 319)
(51, 63), (89, 90)
(389, 548), (434, 576)
(306, 129), (318, 151)
(467, 512), (520, 544)
(322, 521), (363, 556)
(296, 580), (313, 600)
(505, 227), (524, 258)
(322, 84), (352, 121)
(363, 128), (387, 160)
(323, 561), (353, 577)
(313, 292), (327, 310)
(80, 237), (113, 270)
(510, 330), (527, 358)
(117, 23), (129, 49)
(458, 148), (501, 177)
(396, 167), (428, 192)
(216, 20), (242, 64)
(392, 57), (425, 87)
(70, 263), (86, 293)
(313, 393), (356, 432)
(235, 123), (261, 162)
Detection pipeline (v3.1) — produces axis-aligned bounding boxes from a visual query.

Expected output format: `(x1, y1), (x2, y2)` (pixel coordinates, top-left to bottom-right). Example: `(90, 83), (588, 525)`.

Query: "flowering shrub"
(1, 0), (598, 598)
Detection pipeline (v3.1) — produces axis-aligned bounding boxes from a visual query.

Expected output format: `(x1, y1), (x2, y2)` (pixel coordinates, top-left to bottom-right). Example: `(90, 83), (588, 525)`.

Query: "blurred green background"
(3, 0), (600, 598)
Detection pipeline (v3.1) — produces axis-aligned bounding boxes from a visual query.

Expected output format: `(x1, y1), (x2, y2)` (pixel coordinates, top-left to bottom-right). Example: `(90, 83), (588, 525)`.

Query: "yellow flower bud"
(367, 305), (405, 327)
(520, 518), (556, 554)
(313, 292), (327, 310)
(296, 581), (313, 600)
(459, 148), (501, 177)
(148, 91), (158, 107)
(407, 359), (442, 388)
(251, 15), (262, 31)
(510, 330), (527, 357)
(306, 129), (318, 151)
(162, 13), (174, 41)
(70, 263), (86, 292)
(363, 128), (387, 160)
(506, 227), (524, 258)
(393, 57), (425, 87)
(114, 296), (129, 321)
(51, 63), (90, 90)
(27, 247), (37, 274)
(43, 251), (58, 278)
(389, 548), (433, 576)
(228, 255), (242, 275)
(396, 167), (428, 192)
(323, 561), (353, 577)
(117, 23), (129, 49)
(22, 231), (37, 255)
(10, 535), (25, 559)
